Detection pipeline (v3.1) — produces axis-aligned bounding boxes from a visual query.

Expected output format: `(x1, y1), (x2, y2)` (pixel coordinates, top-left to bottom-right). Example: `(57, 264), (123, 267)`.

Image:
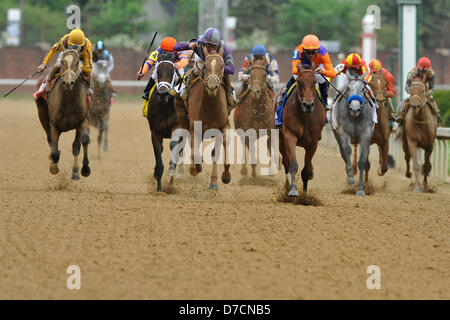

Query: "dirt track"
(0, 98), (449, 299)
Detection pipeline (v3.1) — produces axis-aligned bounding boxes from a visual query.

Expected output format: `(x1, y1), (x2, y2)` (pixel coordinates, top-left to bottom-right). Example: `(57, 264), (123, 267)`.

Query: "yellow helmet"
(68, 29), (86, 46)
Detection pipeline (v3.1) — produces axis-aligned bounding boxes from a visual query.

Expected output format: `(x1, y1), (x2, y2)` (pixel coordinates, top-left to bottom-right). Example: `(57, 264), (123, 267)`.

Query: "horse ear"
(297, 62), (303, 73)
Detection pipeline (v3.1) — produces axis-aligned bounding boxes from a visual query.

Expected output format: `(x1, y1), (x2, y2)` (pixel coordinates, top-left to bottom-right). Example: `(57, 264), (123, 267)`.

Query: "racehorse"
(89, 59), (111, 160)
(367, 71), (391, 177)
(278, 63), (326, 196)
(331, 71), (374, 196)
(34, 49), (91, 180)
(401, 80), (438, 192)
(187, 51), (231, 190)
(146, 53), (185, 192)
(235, 56), (274, 178)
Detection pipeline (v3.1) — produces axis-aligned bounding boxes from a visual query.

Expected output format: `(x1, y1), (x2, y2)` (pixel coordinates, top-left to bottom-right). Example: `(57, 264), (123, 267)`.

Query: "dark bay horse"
(401, 80), (438, 192)
(146, 54), (185, 192)
(235, 56), (274, 177)
(187, 53), (231, 190)
(89, 59), (111, 160)
(278, 63), (326, 196)
(34, 49), (91, 180)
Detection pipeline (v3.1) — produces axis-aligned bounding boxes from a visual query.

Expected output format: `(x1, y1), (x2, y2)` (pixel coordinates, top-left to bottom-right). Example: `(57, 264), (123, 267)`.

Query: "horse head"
(249, 56), (268, 99)
(370, 72), (387, 103)
(346, 73), (366, 118)
(61, 49), (81, 90)
(409, 81), (427, 111)
(156, 54), (177, 105)
(203, 54), (224, 97)
(94, 59), (109, 89)
(296, 62), (316, 113)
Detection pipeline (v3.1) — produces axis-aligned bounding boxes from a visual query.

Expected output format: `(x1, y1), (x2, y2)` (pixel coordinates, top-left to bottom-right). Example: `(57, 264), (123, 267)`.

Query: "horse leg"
(209, 149), (219, 190)
(36, 100), (52, 147)
(250, 136), (257, 178)
(365, 157), (371, 185)
(80, 118), (91, 177)
(221, 127), (231, 184)
(103, 121), (109, 152)
(285, 130), (299, 197)
(301, 142), (318, 193)
(407, 138), (421, 192)
(402, 133), (411, 178)
(240, 139), (248, 176)
(177, 137), (186, 178)
(279, 131), (290, 189)
(152, 133), (164, 192)
(71, 130), (82, 180)
(357, 135), (371, 196)
(352, 144), (358, 175)
(49, 125), (61, 175)
(189, 127), (202, 176)
(422, 147), (433, 189)
(339, 132), (355, 185)
(97, 121), (103, 161)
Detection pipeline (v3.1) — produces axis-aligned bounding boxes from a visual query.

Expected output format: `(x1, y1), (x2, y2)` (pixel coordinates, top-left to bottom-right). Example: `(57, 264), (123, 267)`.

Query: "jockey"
(137, 36), (189, 101)
(93, 40), (116, 96)
(36, 28), (93, 95)
(368, 59), (397, 120)
(331, 53), (377, 109)
(238, 44), (279, 96)
(276, 34), (336, 118)
(173, 27), (236, 112)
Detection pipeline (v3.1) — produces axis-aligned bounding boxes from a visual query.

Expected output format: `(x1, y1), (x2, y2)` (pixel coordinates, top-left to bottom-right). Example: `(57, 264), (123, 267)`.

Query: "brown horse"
(402, 80), (438, 192)
(367, 71), (391, 177)
(34, 49), (91, 180)
(235, 56), (274, 177)
(278, 63), (326, 196)
(187, 53), (231, 190)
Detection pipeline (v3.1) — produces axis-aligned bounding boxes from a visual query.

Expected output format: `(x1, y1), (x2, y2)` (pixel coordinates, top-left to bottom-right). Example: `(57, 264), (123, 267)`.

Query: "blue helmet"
(96, 40), (105, 51)
(251, 44), (266, 56)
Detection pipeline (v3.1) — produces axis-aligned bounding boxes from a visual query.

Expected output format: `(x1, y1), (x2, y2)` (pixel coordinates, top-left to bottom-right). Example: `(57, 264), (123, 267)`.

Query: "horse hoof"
(347, 177), (356, 185)
(196, 164), (203, 173)
(49, 165), (59, 175)
(406, 172), (412, 178)
(288, 188), (299, 197)
(221, 174), (231, 184)
(209, 183), (219, 190)
(81, 166), (91, 177)
(413, 187), (421, 193)
(189, 166), (199, 177)
(356, 190), (366, 196)
(377, 167), (386, 176)
(103, 145), (109, 152)
(71, 174), (81, 181)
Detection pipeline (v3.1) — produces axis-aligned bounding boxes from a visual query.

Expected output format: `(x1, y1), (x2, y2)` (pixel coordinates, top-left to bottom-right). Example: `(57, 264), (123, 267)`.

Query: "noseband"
(203, 54), (223, 85)
(296, 69), (316, 104)
(62, 50), (81, 81)
(156, 60), (177, 92)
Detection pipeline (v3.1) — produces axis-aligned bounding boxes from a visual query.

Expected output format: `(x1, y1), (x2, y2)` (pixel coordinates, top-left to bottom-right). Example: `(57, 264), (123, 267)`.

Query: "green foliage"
(161, 0), (198, 41)
(434, 90), (450, 126)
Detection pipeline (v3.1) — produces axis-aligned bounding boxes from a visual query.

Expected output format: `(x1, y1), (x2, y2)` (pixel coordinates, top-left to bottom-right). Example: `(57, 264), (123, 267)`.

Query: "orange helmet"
(161, 37), (177, 52)
(345, 53), (362, 68)
(417, 57), (431, 70)
(301, 34), (320, 50)
(369, 59), (383, 72)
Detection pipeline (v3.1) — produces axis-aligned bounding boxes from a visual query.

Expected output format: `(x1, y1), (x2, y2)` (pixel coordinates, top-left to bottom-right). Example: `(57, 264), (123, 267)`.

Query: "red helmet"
(345, 53), (362, 68)
(369, 59), (383, 72)
(161, 37), (177, 52)
(417, 57), (431, 70)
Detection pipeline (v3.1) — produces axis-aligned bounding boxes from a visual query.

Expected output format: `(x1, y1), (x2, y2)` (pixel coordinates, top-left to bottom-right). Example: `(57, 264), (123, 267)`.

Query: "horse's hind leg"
(168, 139), (179, 177)
(357, 135), (371, 196)
(377, 143), (389, 176)
(240, 139), (249, 177)
(72, 130), (81, 180)
(422, 147), (433, 189)
(285, 130), (299, 197)
(301, 142), (318, 193)
(407, 138), (421, 192)
(279, 131), (290, 189)
(103, 120), (109, 152)
(152, 134), (164, 192)
(402, 134), (411, 178)
(49, 125), (61, 175)
(80, 118), (91, 177)
(36, 99), (52, 147)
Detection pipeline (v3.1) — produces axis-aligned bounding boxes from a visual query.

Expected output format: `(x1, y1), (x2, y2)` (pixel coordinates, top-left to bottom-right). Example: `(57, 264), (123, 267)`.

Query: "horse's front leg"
(80, 118), (91, 177)
(49, 125), (61, 175)
(189, 126), (202, 176)
(377, 141), (389, 176)
(402, 133), (411, 178)
(406, 137), (421, 192)
(103, 119), (109, 152)
(71, 130), (81, 180)
(284, 130), (299, 197)
(97, 121), (104, 161)
(357, 134), (372, 196)
(338, 130), (355, 185)
(301, 142), (318, 193)
(221, 126), (231, 185)
(168, 137), (179, 177)
(423, 147), (433, 189)
(151, 133), (164, 192)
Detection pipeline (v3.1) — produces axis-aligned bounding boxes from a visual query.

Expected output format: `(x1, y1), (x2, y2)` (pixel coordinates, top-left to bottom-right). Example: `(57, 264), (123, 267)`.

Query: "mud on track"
(0, 98), (449, 299)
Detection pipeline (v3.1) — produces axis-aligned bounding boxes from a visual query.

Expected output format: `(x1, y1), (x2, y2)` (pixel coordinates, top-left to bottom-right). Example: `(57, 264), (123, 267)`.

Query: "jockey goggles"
(304, 49), (318, 55)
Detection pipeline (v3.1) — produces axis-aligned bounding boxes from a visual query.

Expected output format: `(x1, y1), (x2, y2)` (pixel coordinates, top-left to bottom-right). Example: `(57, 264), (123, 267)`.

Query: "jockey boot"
(385, 98), (398, 121)
(318, 81), (329, 110)
(277, 76), (295, 106)
(142, 77), (156, 101)
(224, 74), (236, 115)
(43, 65), (61, 92)
(428, 98), (442, 123)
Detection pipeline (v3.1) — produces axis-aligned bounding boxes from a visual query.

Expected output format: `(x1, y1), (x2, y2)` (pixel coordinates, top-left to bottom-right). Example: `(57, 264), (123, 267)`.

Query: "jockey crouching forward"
(368, 59), (397, 121)
(238, 44), (280, 98)
(36, 28), (93, 96)
(93, 40), (116, 98)
(397, 57), (441, 124)
(275, 34), (336, 127)
(137, 37), (188, 101)
(174, 27), (236, 113)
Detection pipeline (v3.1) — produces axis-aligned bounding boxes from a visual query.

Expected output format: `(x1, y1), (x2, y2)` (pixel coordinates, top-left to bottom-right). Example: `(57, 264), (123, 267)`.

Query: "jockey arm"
(383, 68), (396, 98)
(80, 39), (93, 75)
(107, 53), (115, 74)
(41, 35), (66, 66)
(223, 45), (235, 75)
(175, 51), (189, 70)
(238, 57), (251, 82)
(268, 55), (280, 83)
(140, 50), (159, 75)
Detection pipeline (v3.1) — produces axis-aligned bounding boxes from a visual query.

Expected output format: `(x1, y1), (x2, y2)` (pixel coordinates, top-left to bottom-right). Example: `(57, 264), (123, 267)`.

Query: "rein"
(296, 69), (315, 105)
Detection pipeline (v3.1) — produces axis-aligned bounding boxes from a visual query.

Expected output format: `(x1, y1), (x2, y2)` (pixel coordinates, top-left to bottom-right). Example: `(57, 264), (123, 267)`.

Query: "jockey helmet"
(251, 45), (267, 56)
(301, 34), (320, 50)
(345, 53), (362, 68)
(96, 40), (105, 51)
(369, 59), (382, 72)
(202, 27), (222, 46)
(68, 28), (86, 46)
(417, 57), (431, 70)
(161, 37), (177, 52)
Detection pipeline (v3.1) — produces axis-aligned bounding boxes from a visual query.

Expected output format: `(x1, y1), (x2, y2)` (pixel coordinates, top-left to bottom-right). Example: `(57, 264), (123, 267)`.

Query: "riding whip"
(3, 70), (40, 98)
(320, 74), (348, 99)
(138, 31), (158, 77)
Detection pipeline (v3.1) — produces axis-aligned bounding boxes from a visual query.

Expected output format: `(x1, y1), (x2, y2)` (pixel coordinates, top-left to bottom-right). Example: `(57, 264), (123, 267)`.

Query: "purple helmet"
(201, 27), (222, 45)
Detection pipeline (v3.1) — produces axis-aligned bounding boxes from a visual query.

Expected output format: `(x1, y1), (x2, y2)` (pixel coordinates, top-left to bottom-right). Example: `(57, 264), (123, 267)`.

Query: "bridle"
(155, 60), (177, 92)
(61, 49), (81, 81)
(296, 68), (316, 105)
(249, 64), (267, 95)
(203, 54), (223, 85)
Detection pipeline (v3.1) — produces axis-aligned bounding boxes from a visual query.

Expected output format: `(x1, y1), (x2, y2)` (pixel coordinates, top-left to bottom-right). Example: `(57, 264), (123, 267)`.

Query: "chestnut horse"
(235, 56), (274, 177)
(278, 63), (326, 196)
(34, 49), (91, 180)
(401, 80), (438, 192)
(187, 53), (231, 190)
